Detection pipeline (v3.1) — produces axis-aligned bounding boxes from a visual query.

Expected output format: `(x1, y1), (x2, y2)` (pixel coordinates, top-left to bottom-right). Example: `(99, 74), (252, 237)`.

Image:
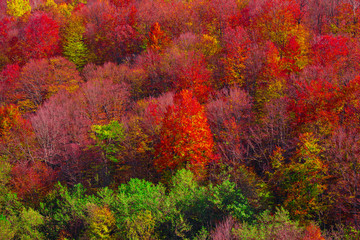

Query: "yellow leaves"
(270, 146), (285, 169)
(18, 99), (37, 113)
(44, 0), (57, 9)
(291, 24), (311, 70)
(199, 34), (220, 57)
(6, 0), (31, 18)
(63, 15), (89, 69)
(87, 205), (116, 240)
(236, 0), (249, 10)
(223, 46), (247, 88)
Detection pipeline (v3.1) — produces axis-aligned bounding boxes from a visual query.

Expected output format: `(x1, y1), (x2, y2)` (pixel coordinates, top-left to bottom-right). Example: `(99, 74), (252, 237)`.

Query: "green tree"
(233, 208), (303, 240)
(90, 121), (125, 163)
(63, 15), (89, 69)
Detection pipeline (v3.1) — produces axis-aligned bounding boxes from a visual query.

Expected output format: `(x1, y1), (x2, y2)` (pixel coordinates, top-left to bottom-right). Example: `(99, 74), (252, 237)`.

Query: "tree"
(80, 78), (129, 125)
(86, 205), (117, 240)
(6, 0), (31, 17)
(221, 26), (250, 89)
(83, 1), (142, 64)
(0, 64), (20, 105)
(22, 11), (60, 60)
(63, 14), (89, 69)
(15, 57), (83, 112)
(10, 160), (57, 204)
(206, 87), (253, 163)
(269, 133), (328, 222)
(325, 127), (360, 229)
(0, 17), (11, 68)
(0, 104), (34, 163)
(147, 22), (170, 51)
(89, 120), (125, 186)
(290, 78), (342, 134)
(330, 2), (360, 37)
(252, 0), (310, 71)
(255, 41), (287, 116)
(175, 53), (213, 103)
(154, 89), (215, 177)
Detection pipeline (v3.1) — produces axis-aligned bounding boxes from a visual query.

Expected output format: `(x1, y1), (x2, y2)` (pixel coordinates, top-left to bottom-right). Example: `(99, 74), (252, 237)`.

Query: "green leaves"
(36, 169), (254, 239)
(233, 207), (302, 240)
(209, 180), (254, 222)
(90, 121), (125, 163)
(63, 16), (89, 69)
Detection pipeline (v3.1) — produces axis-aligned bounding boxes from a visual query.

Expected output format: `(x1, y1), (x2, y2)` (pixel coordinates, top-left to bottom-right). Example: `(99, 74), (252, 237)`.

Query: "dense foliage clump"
(1, 0), (360, 239)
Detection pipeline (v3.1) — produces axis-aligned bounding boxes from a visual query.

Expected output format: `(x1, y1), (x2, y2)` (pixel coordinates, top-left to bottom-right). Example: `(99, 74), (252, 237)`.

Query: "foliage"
(233, 207), (303, 240)
(2, 0), (360, 237)
(22, 12), (60, 61)
(6, 0), (31, 17)
(155, 90), (215, 178)
(86, 205), (117, 240)
(90, 120), (125, 163)
(125, 210), (156, 240)
(209, 179), (254, 222)
(269, 133), (328, 222)
(63, 15), (89, 69)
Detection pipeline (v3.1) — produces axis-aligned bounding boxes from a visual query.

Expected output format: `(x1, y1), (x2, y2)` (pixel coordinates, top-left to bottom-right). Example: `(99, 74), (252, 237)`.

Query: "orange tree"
(154, 89), (215, 178)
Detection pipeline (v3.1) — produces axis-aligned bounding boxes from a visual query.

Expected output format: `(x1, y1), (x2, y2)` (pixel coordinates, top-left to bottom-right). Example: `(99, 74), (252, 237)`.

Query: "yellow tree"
(6, 0), (31, 18)
(63, 15), (89, 69)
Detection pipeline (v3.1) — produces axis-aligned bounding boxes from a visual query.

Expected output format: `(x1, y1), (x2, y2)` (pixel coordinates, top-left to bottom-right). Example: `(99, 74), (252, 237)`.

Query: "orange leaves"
(302, 223), (325, 240)
(154, 90), (215, 177)
(0, 104), (35, 163)
(0, 104), (31, 144)
(147, 22), (170, 52)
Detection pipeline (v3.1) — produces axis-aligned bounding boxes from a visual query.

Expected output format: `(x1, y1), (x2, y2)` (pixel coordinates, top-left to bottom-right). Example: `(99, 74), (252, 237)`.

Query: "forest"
(1, 0), (360, 239)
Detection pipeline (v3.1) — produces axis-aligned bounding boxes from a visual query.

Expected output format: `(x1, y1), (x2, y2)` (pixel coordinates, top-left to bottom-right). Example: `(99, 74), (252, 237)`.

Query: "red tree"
(0, 64), (20, 104)
(10, 160), (57, 203)
(154, 89), (215, 177)
(22, 11), (60, 60)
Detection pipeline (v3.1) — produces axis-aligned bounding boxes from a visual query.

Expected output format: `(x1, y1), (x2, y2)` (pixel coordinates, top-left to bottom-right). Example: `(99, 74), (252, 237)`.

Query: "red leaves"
(154, 90), (215, 177)
(10, 160), (57, 202)
(0, 64), (20, 104)
(312, 35), (349, 66)
(291, 79), (342, 128)
(0, 17), (10, 45)
(291, 74), (360, 133)
(175, 54), (213, 103)
(23, 11), (60, 60)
